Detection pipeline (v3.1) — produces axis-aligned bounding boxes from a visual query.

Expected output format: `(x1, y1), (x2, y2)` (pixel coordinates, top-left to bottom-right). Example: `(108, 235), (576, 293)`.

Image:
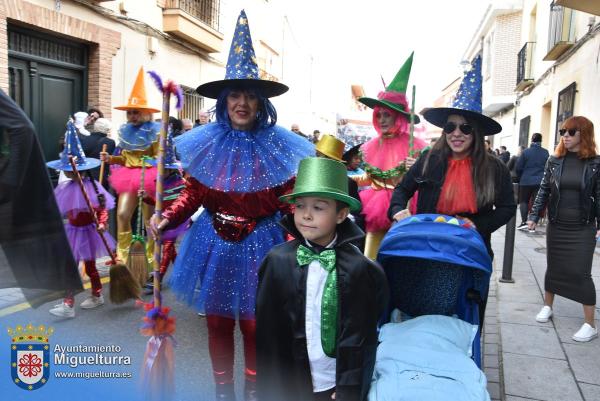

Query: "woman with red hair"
(528, 116), (600, 342)
(354, 52), (426, 259)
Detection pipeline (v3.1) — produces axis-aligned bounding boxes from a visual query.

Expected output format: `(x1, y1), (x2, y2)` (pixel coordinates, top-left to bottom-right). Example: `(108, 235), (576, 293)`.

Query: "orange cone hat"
(115, 67), (160, 113)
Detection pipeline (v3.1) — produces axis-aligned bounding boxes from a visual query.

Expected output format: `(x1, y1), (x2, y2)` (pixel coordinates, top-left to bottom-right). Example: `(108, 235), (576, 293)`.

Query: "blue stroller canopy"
(378, 214), (492, 275)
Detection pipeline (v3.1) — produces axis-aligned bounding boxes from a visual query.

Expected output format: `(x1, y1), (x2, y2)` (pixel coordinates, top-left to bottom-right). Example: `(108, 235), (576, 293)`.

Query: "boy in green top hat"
(256, 157), (389, 401)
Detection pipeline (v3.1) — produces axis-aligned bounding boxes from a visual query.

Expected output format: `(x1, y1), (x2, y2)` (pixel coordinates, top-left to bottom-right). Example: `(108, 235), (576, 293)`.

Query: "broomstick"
(127, 159), (150, 288)
(409, 84), (416, 158)
(67, 157), (140, 303)
(98, 144), (107, 186)
(139, 71), (183, 401)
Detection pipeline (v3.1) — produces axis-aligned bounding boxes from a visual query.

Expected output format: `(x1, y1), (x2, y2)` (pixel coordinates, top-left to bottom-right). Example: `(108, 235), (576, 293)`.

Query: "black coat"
(79, 132), (116, 184)
(256, 215), (389, 401)
(516, 143), (549, 186)
(529, 155), (600, 228)
(388, 151), (515, 257)
(0, 89), (82, 304)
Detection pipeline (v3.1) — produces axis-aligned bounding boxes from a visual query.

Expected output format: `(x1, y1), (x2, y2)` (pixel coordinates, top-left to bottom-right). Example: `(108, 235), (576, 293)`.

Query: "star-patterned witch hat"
(46, 119), (101, 171)
(423, 55), (501, 135)
(196, 10), (288, 99)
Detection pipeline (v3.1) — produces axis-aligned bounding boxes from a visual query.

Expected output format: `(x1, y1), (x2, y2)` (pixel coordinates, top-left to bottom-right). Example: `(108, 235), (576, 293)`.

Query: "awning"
(555, 0), (600, 16)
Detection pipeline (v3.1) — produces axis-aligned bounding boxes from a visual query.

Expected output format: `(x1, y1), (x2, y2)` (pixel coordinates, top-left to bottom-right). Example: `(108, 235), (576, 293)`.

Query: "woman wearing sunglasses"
(387, 104), (515, 260)
(527, 116), (600, 342)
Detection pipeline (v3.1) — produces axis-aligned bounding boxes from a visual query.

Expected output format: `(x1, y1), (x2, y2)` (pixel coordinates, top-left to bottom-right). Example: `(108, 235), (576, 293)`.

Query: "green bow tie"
(297, 244), (338, 358)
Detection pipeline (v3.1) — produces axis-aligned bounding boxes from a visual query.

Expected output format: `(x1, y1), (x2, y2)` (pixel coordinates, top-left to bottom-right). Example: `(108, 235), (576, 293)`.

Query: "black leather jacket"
(529, 155), (600, 228)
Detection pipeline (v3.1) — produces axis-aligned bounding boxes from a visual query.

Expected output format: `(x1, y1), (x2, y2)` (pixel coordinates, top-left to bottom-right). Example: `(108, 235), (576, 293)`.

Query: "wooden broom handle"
(99, 144), (108, 186)
(68, 156), (117, 263)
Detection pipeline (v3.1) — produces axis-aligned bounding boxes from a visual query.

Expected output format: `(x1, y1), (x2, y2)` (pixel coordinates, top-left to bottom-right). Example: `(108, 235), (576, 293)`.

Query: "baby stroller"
(369, 214), (492, 401)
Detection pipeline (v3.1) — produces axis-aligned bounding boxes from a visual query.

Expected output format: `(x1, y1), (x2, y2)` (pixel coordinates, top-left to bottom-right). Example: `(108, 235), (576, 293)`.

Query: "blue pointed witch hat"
(46, 120), (101, 171)
(196, 10), (288, 99)
(423, 55), (501, 135)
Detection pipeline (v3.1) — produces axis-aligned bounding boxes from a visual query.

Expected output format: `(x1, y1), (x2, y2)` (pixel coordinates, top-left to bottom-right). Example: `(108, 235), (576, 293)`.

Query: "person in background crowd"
(79, 117), (116, 186)
(291, 123), (305, 138)
(507, 145), (525, 183)
(169, 116), (184, 138)
(85, 107), (104, 131)
(149, 11), (314, 401)
(73, 111), (90, 136)
(194, 110), (210, 127)
(311, 129), (321, 144)
(499, 145), (510, 164)
(182, 118), (194, 132)
(516, 133), (549, 230)
(528, 116), (600, 342)
(342, 144), (365, 178)
(485, 139), (494, 155)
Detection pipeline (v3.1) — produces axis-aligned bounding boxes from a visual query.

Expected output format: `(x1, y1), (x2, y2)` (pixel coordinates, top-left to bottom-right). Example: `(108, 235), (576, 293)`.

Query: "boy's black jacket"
(256, 214), (389, 401)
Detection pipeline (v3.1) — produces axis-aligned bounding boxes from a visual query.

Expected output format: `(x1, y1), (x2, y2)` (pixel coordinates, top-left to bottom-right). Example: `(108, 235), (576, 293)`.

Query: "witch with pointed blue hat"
(149, 10), (314, 401)
(387, 55), (515, 320)
(46, 120), (117, 318)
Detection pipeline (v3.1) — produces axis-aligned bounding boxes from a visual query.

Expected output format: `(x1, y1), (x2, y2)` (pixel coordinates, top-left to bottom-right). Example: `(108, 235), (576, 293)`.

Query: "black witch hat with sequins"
(196, 10), (288, 99)
(423, 55), (502, 135)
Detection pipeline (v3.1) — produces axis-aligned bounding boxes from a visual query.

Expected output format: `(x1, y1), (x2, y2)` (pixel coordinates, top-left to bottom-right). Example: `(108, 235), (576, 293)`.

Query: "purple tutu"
(66, 223), (116, 261)
(162, 219), (190, 241)
(54, 179), (115, 214)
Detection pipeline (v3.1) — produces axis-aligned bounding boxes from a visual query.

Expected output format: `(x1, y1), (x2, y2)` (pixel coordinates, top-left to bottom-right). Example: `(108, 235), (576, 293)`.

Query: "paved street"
(0, 261), (246, 401)
(487, 223), (600, 401)
(1, 225), (599, 401)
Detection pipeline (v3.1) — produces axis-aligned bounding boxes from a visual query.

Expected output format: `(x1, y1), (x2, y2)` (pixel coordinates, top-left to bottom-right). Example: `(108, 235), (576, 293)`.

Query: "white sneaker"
(536, 305), (553, 322)
(80, 295), (104, 309)
(572, 323), (598, 342)
(49, 303), (75, 318)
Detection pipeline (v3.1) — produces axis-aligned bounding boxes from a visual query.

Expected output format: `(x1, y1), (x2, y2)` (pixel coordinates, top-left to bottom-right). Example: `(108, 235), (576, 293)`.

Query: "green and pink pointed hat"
(358, 52), (419, 124)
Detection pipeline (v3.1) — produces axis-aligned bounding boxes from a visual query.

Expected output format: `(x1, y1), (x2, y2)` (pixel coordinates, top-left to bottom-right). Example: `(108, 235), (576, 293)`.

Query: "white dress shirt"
(305, 236), (337, 392)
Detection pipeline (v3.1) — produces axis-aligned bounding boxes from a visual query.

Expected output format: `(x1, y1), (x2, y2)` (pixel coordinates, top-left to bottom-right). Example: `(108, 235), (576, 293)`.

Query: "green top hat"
(279, 157), (362, 212)
(358, 52), (420, 124)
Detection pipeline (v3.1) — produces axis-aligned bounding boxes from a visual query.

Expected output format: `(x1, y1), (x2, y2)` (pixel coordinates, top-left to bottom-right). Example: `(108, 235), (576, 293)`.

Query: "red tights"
(64, 260), (102, 306)
(160, 240), (177, 276)
(206, 315), (256, 385)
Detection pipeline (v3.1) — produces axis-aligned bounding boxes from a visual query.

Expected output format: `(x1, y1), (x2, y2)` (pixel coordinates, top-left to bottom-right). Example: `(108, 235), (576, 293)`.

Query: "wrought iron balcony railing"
(164, 0), (220, 32)
(516, 42), (535, 91)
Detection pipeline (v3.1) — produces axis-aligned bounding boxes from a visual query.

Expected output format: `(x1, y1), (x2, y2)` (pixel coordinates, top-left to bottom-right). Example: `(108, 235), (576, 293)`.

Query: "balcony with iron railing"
(516, 42), (535, 92)
(163, 0), (224, 53)
(543, 2), (575, 60)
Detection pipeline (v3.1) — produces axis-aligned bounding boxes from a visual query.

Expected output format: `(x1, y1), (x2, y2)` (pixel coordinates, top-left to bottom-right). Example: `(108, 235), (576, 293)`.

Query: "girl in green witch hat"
(353, 52), (427, 259)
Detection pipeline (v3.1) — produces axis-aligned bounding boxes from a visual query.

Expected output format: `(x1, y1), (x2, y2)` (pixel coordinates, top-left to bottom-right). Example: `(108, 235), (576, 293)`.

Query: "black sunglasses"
(442, 122), (473, 135)
(558, 128), (578, 137)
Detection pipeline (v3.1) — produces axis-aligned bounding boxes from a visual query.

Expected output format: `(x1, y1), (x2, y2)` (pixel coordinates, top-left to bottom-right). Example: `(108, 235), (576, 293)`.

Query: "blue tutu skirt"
(167, 210), (284, 319)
